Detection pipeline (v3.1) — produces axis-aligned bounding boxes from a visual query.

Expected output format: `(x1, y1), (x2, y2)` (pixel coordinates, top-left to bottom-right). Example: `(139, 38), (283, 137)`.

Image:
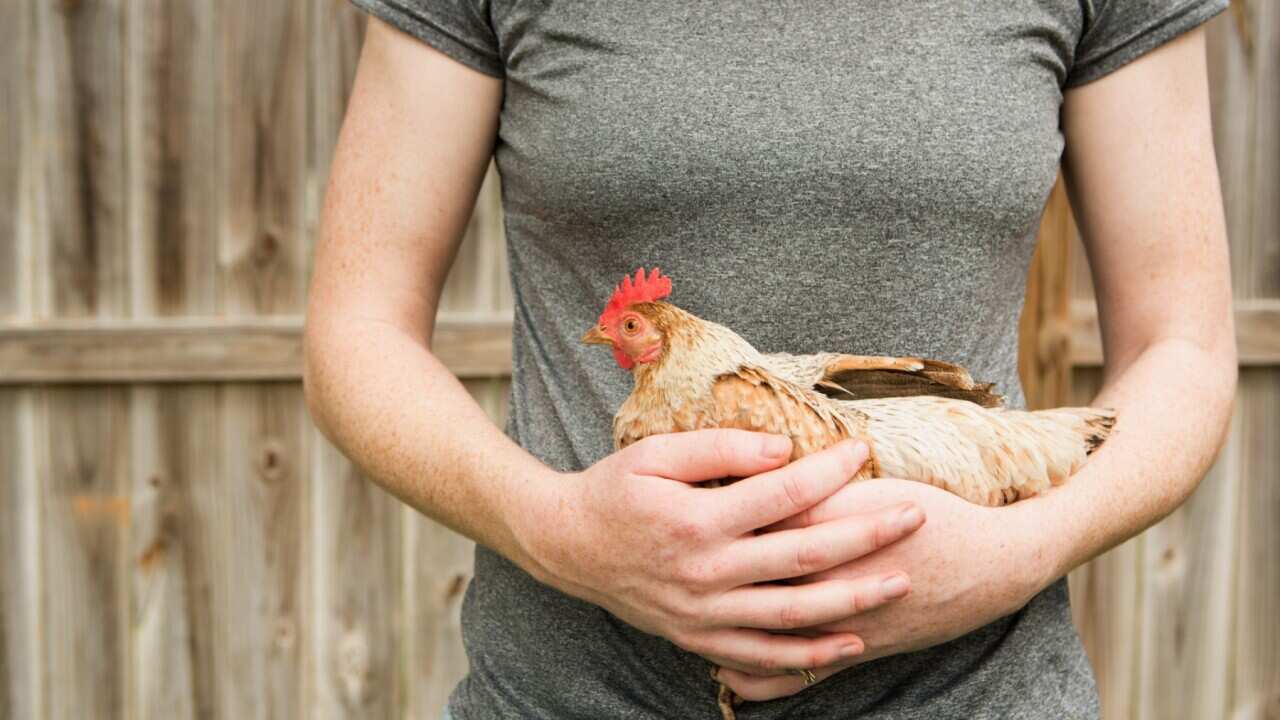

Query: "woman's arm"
(715, 27), (1236, 700)
(1038, 24), (1236, 573)
(305, 18), (926, 676)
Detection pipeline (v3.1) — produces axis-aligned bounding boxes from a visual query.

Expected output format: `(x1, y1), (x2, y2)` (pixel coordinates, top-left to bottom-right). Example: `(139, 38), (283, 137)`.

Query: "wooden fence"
(0, 2), (1276, 718)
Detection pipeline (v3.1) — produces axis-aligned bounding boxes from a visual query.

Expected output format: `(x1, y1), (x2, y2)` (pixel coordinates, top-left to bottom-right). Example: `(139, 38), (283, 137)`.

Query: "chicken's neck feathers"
(631, 310), (764, 401)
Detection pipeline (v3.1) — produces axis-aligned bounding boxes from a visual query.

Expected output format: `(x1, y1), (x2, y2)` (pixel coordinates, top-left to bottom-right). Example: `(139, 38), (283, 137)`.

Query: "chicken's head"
(582, 267), (673, 370)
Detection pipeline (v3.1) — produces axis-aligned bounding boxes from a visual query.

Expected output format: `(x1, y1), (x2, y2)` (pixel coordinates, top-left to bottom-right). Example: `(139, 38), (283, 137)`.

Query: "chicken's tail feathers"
(1053, 406), (1116, 454)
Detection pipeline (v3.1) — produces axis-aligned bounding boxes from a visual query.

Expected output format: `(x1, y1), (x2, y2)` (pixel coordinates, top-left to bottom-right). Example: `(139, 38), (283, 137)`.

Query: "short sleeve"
(1066, 0), (1228, 87)
(350, 0), (503, 78)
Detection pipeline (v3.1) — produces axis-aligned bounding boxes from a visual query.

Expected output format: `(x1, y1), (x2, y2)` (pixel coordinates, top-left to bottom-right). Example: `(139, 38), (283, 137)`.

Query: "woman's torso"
(454, 2), (1098, 717)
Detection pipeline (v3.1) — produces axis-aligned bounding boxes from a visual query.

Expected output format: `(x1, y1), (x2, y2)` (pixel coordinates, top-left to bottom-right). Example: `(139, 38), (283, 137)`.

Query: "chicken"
(581, 268), (1116, 719)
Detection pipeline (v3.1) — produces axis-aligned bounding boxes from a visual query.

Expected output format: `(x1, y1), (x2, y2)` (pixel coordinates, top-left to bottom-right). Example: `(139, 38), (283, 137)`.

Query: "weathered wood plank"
(1230, 369), (1280, 718)
(0, 0), (29, 321)
(1018, 178), (1074, 410)
(308, 435), (403, 718)
(215, 2), (311, 718)
(0, 316), (515, 383)
(1133, 401), (1240, 720)
(127, 0), (220, 317)
(30, 4), (134, 720)
(213, 384), (307, 719)
(39, 386), (131, 720)
(1243, 1), (1279, 298)
(218, 0), (308, 316)
(122, 1), (227, 716)
(34, 0), (130, 319)
(0, 388), (41, 720)
(128, 385), (221, 720)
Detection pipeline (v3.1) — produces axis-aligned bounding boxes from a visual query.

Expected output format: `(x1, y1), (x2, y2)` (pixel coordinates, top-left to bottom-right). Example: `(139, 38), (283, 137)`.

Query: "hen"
(582, 268), (1115, 719)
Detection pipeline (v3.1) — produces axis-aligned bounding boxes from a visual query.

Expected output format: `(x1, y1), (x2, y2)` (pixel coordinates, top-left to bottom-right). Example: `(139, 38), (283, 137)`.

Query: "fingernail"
(840, 640), (864, 658)
(763, 435), (792, 458)
(894, 505), (923, 533)
(881, 573), (910, 598)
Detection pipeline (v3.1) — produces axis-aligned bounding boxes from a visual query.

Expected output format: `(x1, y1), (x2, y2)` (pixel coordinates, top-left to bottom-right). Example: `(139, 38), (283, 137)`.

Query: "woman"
(303, 2), (1236, 717)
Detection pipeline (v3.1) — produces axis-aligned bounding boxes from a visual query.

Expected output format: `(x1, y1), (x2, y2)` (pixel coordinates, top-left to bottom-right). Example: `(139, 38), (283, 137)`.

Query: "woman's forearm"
(303, 313), (555, 568)
(1021, 334), (1236, 582)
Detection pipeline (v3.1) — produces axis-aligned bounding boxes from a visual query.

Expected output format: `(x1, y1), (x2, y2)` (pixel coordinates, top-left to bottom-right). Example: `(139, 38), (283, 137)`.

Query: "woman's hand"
(715, 477), (1054, 700)
(508, 431), (927, 676)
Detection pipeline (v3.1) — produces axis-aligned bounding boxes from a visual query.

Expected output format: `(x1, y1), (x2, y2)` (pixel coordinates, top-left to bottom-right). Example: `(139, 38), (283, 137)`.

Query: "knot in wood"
(444, 573), (469, 601)
(258, 440), (286, 482)
(274, 617), (296, 650)
(253, 230), (280, 268)
(338, 630), (371, 706)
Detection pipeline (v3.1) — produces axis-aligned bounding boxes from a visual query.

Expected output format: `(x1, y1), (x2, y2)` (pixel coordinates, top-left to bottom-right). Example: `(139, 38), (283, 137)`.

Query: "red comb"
(599, 267), (672, 324)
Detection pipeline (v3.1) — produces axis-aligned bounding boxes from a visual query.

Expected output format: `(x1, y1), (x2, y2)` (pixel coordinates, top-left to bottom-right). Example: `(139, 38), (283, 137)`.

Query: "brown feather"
(817, 357), (1004, 408)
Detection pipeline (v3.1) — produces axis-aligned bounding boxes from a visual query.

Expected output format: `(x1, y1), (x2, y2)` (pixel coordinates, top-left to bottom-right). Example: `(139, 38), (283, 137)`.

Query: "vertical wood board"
(1230, 369), (1280, 718)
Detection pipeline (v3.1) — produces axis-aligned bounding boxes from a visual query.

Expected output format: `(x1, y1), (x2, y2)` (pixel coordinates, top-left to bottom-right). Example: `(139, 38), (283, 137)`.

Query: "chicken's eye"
(622, 317), (640, 335)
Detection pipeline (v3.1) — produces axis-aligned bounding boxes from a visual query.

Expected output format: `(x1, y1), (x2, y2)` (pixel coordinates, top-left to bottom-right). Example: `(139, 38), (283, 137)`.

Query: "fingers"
(625, 429), (793, 483)
(711, 574), (911, 630)
(715, 664), (846, 701)
(689, 628), (864, 676)
(727, 502), (924, 582)
(712, 440), (869, 535)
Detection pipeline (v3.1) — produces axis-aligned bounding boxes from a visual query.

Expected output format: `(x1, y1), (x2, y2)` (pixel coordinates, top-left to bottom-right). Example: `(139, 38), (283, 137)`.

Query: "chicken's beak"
(581, 325), (611, 346)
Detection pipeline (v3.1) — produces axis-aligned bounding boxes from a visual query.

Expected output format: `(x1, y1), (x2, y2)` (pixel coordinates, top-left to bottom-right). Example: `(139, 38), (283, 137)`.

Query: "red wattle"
(613, 347), (635, 369)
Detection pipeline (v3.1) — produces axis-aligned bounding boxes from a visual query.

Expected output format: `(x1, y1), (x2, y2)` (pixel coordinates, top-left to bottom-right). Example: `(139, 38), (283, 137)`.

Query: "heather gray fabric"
(350, 1), (1226, 718)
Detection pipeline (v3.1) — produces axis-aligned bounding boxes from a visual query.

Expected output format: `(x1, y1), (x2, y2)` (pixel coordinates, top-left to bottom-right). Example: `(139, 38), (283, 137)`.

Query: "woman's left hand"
(714, 477), (1060, 701)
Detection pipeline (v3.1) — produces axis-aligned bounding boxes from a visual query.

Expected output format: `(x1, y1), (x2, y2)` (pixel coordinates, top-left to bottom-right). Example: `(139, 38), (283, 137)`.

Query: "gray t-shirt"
(350, 1), (1226, 717)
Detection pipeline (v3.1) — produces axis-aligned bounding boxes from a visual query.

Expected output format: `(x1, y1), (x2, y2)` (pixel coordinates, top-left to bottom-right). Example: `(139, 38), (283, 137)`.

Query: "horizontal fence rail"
(0, 315), (514, 382)
(2, 304), (1277, 384)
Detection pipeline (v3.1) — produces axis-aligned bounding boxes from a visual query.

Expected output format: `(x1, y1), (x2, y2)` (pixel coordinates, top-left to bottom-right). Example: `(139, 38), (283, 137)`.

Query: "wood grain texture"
(1018, 178), (1074, 410)
(0, 388), (40, 720)
(1230, 369), (1280, 719)
(128, 0), (220, 317)
(309, 437), (403, 718)
(122, 3), (227, 716)
(1132, 402), (1241, 720)
(0, 316), (515, 383)
(217, 0), (308, 317)
(34, 0), (130, 319)
(1243, 1), (1279, 297)
(40, 386), (132, 720)
(28, 4), (135, 720)
(0, 0), (28, 320)
(212, 2), (311, 717)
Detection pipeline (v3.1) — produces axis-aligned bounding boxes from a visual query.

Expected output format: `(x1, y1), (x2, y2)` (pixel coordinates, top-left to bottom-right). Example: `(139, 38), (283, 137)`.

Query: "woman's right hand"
(508, 430), (926, 676)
